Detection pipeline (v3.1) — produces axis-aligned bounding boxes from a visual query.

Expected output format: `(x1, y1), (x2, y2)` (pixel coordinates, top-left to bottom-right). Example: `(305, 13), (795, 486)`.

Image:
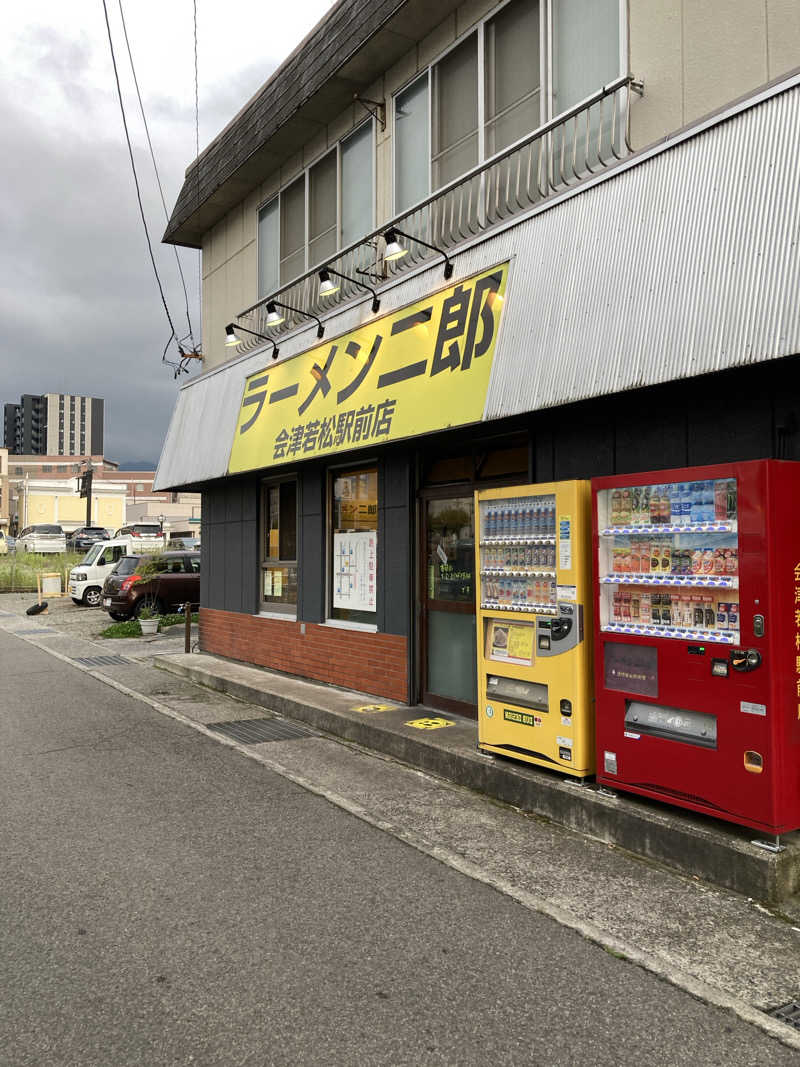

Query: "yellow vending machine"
(475, 481), (594, 777)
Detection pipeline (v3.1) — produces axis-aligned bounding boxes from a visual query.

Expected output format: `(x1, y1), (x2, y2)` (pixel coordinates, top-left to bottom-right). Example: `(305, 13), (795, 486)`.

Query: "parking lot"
(0, 591), (198, 655)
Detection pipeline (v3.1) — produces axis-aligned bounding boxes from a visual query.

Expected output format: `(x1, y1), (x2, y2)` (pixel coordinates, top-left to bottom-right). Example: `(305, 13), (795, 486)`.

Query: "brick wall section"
(200, 607), (409, 702)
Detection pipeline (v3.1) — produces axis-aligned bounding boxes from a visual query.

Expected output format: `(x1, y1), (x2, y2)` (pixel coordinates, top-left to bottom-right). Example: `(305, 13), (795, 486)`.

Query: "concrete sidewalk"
(155, 650), (800, 906)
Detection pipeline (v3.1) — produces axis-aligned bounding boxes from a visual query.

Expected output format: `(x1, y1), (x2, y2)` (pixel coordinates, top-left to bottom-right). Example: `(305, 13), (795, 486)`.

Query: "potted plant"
(137, 605), (160, 635)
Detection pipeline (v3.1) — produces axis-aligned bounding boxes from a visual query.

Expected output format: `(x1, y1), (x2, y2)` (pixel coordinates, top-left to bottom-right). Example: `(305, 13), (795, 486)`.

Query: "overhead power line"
(101, 0), (199, 378)
(117, 0), (197, 353)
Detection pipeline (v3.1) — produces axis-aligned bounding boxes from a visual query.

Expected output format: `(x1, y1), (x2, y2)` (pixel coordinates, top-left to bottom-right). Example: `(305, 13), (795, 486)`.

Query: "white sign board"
(333, 531), (377, 612)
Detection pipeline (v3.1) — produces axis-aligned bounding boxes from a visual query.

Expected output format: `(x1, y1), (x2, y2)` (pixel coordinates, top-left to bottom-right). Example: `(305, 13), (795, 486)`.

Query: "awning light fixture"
(318, 269), (340, 297)
(319, 265), (380, 314)
(266, 298), (324, 338)
(224, 323), (279, 360)
(383, 227), (454, 280)
(265, 302), (285, 327)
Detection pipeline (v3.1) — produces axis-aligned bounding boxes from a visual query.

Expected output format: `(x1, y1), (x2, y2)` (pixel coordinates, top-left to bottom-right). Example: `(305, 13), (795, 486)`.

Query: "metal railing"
(233, 75), (640, 352)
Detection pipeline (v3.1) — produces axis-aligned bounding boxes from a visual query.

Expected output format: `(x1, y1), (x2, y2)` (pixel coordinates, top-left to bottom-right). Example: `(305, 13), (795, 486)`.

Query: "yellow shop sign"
(228, 262), (509, 474)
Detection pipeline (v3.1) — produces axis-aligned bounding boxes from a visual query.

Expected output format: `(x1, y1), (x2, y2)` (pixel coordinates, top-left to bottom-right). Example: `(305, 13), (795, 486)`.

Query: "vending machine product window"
(596, 477), (739, 644)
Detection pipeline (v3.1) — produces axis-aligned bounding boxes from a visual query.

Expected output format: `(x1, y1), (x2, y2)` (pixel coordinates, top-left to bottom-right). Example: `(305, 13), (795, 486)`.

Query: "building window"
(258, 198), (280, 300)
(485, 0), (542, 156)
(279, 176), (306, 285)
(329, 467), (378, 625)
(260, 479), (297, 614)
(432, 35), (479, 190)
(394, 74), (429, 213)
(341, 122), (374, 249)
(308, 149), (338, 268)
(42, 465), (51, 472)
(393, 0), (621, 201)
(257, 122), (375, 299)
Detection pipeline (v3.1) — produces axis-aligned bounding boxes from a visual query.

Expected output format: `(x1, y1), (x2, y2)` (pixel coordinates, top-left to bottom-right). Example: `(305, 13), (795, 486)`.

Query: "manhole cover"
(73, 655), (131, 667)
(767, 1001), (800, 1030)
(207, 717), (316, 744)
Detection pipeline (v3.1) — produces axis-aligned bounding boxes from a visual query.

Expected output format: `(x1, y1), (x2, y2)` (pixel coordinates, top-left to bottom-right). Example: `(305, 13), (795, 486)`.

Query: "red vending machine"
(593, 460), (800, 837)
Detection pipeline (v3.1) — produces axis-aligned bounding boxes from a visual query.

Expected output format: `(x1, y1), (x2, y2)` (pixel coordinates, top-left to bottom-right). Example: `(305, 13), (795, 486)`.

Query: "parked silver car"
(15, 524), (67, 554)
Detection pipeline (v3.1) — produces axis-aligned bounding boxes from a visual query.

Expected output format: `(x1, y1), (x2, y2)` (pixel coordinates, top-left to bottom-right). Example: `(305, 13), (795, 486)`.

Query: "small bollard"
(184, 602), (193, 653)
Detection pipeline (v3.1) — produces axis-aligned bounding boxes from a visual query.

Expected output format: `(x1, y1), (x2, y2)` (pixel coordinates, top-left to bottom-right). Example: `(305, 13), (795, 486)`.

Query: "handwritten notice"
(333, 531), (377, 612)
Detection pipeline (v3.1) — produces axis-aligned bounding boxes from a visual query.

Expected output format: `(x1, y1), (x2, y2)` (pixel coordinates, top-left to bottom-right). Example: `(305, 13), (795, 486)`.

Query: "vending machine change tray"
(487, 675), (548, 712)
(625, 700), (717, 748)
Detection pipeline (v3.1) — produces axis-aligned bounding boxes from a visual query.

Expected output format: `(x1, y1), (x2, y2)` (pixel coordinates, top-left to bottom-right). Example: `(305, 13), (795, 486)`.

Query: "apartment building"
(155, 0), (800, 711)
(3, 393), (104, 456)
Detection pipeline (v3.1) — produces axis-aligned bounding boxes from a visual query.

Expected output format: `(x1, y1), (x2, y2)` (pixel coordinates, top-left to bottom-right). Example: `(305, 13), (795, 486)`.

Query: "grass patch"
(101, 619), (143, 639)
(100, 612), (198, 639)
(159, 612), (199, 627)
(0, 551), (84, 593)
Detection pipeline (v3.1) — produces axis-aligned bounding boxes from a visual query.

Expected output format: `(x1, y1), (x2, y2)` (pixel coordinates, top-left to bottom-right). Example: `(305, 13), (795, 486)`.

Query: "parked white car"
(113, 523), (167, 553)
(15, 524), (67, 554)
(68, 539), (132, 606)
(0, 530), (7, 555)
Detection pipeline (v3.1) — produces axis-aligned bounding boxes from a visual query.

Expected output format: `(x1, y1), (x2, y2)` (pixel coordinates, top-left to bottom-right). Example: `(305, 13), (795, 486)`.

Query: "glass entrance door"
(422, 496), (478, 717)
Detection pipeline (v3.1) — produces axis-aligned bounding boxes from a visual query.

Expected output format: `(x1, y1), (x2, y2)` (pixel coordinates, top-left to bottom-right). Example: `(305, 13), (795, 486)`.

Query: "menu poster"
(263, 569), (273, 597)
(486, 619), (535, 666)
(333, 531), (377, 612)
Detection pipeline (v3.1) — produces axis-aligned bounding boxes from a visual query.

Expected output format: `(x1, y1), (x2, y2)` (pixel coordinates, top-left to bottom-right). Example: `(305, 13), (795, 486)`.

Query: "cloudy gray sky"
(0, 1), (333, 467)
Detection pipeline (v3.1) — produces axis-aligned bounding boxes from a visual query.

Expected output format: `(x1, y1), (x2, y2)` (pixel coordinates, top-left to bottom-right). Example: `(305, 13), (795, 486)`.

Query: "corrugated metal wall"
(155, 78), (800, 490)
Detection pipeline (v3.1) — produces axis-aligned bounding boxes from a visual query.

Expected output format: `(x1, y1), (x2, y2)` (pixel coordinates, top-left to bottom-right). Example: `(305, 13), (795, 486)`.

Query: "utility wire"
(117, 0), (196, 351)
(194, 0), (201, 321)
(101, 0), (187, 377)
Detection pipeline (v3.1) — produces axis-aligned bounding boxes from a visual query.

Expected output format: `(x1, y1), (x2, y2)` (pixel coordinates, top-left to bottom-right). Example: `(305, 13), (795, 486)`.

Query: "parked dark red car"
(101, 551), (200, 620)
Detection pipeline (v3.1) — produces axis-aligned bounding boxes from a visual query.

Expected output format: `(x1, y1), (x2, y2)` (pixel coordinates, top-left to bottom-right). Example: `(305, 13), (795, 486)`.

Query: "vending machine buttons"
(730, 648), (762, 672)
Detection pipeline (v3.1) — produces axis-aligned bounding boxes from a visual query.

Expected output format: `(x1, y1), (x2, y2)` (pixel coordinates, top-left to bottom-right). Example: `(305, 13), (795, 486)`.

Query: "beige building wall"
(629, 0), (800, 149)
(0, 447), (8, 526)
(200, 0), (800, 371)
(13, 480), (126, 532)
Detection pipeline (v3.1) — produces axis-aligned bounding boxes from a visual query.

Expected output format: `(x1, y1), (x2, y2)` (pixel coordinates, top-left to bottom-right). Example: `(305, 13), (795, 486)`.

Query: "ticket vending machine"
(593, 460), (800, 835)
(475, 480), (594, 777)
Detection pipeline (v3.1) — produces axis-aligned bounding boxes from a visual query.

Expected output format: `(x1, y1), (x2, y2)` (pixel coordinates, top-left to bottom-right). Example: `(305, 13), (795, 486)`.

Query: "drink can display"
(717, 602), (729, 630)
(714, 480), (727, 520)
(671, 487), (682, 525)
(727, 601), (739, 630)
(726, 479), (737, 520)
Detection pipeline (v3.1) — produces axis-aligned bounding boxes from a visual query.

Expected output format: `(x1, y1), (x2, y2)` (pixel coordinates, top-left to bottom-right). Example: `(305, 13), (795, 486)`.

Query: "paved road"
(1, 630), (797, 1066)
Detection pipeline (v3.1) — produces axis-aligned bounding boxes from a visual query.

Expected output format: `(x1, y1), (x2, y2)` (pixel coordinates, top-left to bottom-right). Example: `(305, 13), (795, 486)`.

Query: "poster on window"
(333, 531), (377, 612)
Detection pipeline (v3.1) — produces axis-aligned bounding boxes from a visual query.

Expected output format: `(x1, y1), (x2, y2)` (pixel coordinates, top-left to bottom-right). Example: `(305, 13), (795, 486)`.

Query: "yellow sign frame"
(229, 262), (509, 474)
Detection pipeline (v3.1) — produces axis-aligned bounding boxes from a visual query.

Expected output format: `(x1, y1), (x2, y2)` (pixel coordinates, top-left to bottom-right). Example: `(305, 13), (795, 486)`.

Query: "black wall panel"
(202, 477), (258, 613)
(382, 503), (411, 636)
(199, 357), (799, 624)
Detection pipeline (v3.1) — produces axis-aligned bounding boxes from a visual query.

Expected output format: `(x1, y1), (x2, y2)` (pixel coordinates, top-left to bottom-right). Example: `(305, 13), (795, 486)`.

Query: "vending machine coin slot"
(753, 614), (765, 638)
(729, 648), (762, 672)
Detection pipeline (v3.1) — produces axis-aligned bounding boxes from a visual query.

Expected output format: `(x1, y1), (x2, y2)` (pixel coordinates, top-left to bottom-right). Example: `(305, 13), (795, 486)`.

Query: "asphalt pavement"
(2, 627), (800, 1065)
